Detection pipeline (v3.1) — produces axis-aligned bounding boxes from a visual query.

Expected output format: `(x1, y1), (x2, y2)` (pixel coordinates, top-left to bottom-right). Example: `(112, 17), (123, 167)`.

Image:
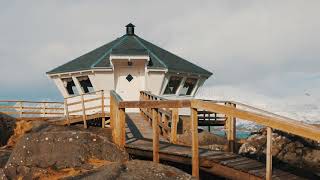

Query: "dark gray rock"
(0, 114), (16, 147)
(0, 151), (11, 168)
(239, 128), (320, 173)
(4, 125), (128, 179)
(0, 168), (7, 180)
(64, 160), (193, 180)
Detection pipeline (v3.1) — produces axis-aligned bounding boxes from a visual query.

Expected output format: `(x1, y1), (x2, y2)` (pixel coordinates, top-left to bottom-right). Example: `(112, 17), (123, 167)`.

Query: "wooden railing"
(110, 90), (320, 179)
(64, 90), (110, 128)
(139, 91), (180, 143)
(0, 100), (64, 118)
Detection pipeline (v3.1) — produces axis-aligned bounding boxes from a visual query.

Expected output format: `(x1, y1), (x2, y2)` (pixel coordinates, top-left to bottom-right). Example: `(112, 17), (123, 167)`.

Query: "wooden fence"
(110, 90), (320, 179)
(0, 90), (110, 127)
(0, 100), (64, 118)
(64, 90), (110, 127)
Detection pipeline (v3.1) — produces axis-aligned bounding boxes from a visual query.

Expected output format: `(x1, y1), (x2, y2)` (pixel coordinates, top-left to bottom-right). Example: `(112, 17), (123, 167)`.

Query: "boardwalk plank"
(125, 112), (306, 180)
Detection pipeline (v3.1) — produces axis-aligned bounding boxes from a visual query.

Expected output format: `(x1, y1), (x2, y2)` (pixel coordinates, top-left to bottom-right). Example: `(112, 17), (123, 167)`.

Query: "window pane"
(163, 76), (183, 95)
(77, 76), (94, 93)
(179, 78), (198, 96)
(62, 78), (79, 95)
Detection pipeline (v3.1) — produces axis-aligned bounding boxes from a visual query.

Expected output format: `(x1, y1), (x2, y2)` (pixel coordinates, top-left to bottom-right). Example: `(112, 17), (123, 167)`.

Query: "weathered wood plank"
(191, 100), (320, 141)
(191, 108), (199, 178)
(81, 94), (87, 129)
(170, 108), (178, 143)
(266, 127), (273, 180)
(152, 108), (160, 163)
(118, 100), (191, 108)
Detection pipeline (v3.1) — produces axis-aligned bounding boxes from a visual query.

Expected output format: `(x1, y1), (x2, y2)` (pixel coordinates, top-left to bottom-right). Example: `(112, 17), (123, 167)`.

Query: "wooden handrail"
(64, 89), (108, 99)
(191, 100), (320, 141)
(110, 90), (123, 105)
(111, 91), (320, 179)
(118, 100), (191, 108)
(140, 91), (167, 100)
(0, 100), (64, 104)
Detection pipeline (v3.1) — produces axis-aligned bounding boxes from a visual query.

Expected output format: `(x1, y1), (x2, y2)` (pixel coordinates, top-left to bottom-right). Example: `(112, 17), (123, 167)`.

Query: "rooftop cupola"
(126, 23), (135, 35)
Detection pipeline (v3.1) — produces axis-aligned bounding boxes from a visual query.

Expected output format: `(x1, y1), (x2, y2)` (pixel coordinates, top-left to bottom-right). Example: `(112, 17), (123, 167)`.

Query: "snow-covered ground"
(196, 85), (320, 131)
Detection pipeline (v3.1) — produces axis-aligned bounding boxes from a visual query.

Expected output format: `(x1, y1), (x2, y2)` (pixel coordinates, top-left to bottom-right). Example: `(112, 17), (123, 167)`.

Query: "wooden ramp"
(124, 113), (306, 180)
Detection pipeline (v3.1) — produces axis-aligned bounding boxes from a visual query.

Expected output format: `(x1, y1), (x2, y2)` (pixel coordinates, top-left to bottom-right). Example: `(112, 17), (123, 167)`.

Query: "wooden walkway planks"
(124, 113), (307, 180)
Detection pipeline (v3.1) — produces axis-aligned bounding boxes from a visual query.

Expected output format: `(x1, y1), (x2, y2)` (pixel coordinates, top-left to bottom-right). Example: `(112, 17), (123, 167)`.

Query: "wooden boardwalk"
(2, 90), (318, 179)
(124, 113), (306, 180)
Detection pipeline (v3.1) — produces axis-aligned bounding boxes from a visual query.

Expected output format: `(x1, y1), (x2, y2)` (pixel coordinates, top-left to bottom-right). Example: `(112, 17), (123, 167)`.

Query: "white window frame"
(162, 75), (184, 95)
(161, 74), (200, 97)
(178, 77), (199, 96)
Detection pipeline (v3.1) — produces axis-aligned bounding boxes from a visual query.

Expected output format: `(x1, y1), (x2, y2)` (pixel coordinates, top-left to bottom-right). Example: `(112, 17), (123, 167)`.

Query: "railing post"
(101, 90), (105, 128)
(266, 127), (273, 180)
(208, 112), (211, 132)
(42, 102), (46, 117)
(64, 98), (70, 126)
(226, 102), (236, 152)
(81, 94), (87, 129)
(110, 95), (116, 143)
(117, 107), (126, 149)
(191, 107), (199, 178)
(19, 101), (23, 118)
(152, 108), (160, 163)
(171, 108), (179, 144)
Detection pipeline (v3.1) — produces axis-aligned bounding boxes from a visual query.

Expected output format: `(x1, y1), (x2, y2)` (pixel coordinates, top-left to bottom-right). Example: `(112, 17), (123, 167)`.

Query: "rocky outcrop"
(64, 160), (193, 180)
(0, 151), (10, 169)
(0, 114), (16, 147)
(178, 129), (226, 150)
(0, 168), (7, 180)
(239, 128), (320, 173)
(3, 124), (128, 179)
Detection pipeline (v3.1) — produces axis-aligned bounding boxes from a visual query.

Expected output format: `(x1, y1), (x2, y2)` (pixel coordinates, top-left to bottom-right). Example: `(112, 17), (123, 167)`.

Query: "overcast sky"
(0, 0), (319, 102)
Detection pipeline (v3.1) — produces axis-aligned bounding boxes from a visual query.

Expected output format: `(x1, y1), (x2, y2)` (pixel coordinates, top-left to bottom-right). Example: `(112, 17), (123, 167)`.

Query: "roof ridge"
(91, 35), (128, 68)
(133, 35), (167, 69)
(136, 35), (212, 76)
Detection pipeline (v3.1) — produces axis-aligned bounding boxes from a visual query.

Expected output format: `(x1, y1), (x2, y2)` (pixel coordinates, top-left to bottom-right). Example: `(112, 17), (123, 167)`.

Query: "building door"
(116, 66), (144, 101)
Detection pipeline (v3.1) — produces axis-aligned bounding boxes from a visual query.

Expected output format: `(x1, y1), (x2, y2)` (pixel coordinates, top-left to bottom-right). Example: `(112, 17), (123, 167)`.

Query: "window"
(77, 76), (94, 93)
(179, 78), (198, 96)
(163, 76), (183, 95)
(62, 78), (79, 95)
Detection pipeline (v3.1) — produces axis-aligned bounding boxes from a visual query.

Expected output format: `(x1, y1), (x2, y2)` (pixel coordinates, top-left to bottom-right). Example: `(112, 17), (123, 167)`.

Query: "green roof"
(47, 29), (213, 77)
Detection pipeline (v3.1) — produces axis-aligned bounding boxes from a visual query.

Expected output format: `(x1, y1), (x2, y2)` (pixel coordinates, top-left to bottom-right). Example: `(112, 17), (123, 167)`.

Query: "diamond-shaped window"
(126, 74), (133, 82)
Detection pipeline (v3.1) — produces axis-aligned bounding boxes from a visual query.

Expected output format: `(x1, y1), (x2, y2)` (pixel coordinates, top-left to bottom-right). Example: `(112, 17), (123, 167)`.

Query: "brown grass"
(87, 158), (113, 168)
(6, 120), (33, 147)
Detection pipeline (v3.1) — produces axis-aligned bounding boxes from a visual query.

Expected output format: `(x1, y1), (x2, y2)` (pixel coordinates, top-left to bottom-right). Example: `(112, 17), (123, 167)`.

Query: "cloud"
(0, 0), (319, 104)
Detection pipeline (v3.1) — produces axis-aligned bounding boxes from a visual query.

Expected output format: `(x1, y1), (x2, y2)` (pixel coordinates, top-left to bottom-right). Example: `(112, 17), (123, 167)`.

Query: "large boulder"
(3, 124), (128, 179)
(64, 160), (193, 180)
(0, 114), (16, 147)
(0, 168), (7, 180)
(0, 151), (11, 168)
(239, 128), (320, 174)
(178, 129), (226, 150)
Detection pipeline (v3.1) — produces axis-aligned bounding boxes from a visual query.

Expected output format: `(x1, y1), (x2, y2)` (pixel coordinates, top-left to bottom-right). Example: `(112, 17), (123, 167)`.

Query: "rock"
(0, 151), (11, 168)
(239, 128), (320, 173)
(0, 169), (7, 180)
(238, 133), (267, 156)
(302, 149), (320, 170)
(178, 130), (226, 146)
(64, 160), (193, 180)
(0, 114), (16, 147)
(4, 125), (128, 179)
(5, 120), (44, 148)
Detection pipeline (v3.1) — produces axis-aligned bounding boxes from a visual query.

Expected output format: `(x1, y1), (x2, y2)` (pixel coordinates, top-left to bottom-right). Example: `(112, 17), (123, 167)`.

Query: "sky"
(0, 0), (319, 121)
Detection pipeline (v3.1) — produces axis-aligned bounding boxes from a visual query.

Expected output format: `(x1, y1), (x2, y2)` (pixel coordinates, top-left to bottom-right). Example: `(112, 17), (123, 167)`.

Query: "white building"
(47, 24), (212, 101)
